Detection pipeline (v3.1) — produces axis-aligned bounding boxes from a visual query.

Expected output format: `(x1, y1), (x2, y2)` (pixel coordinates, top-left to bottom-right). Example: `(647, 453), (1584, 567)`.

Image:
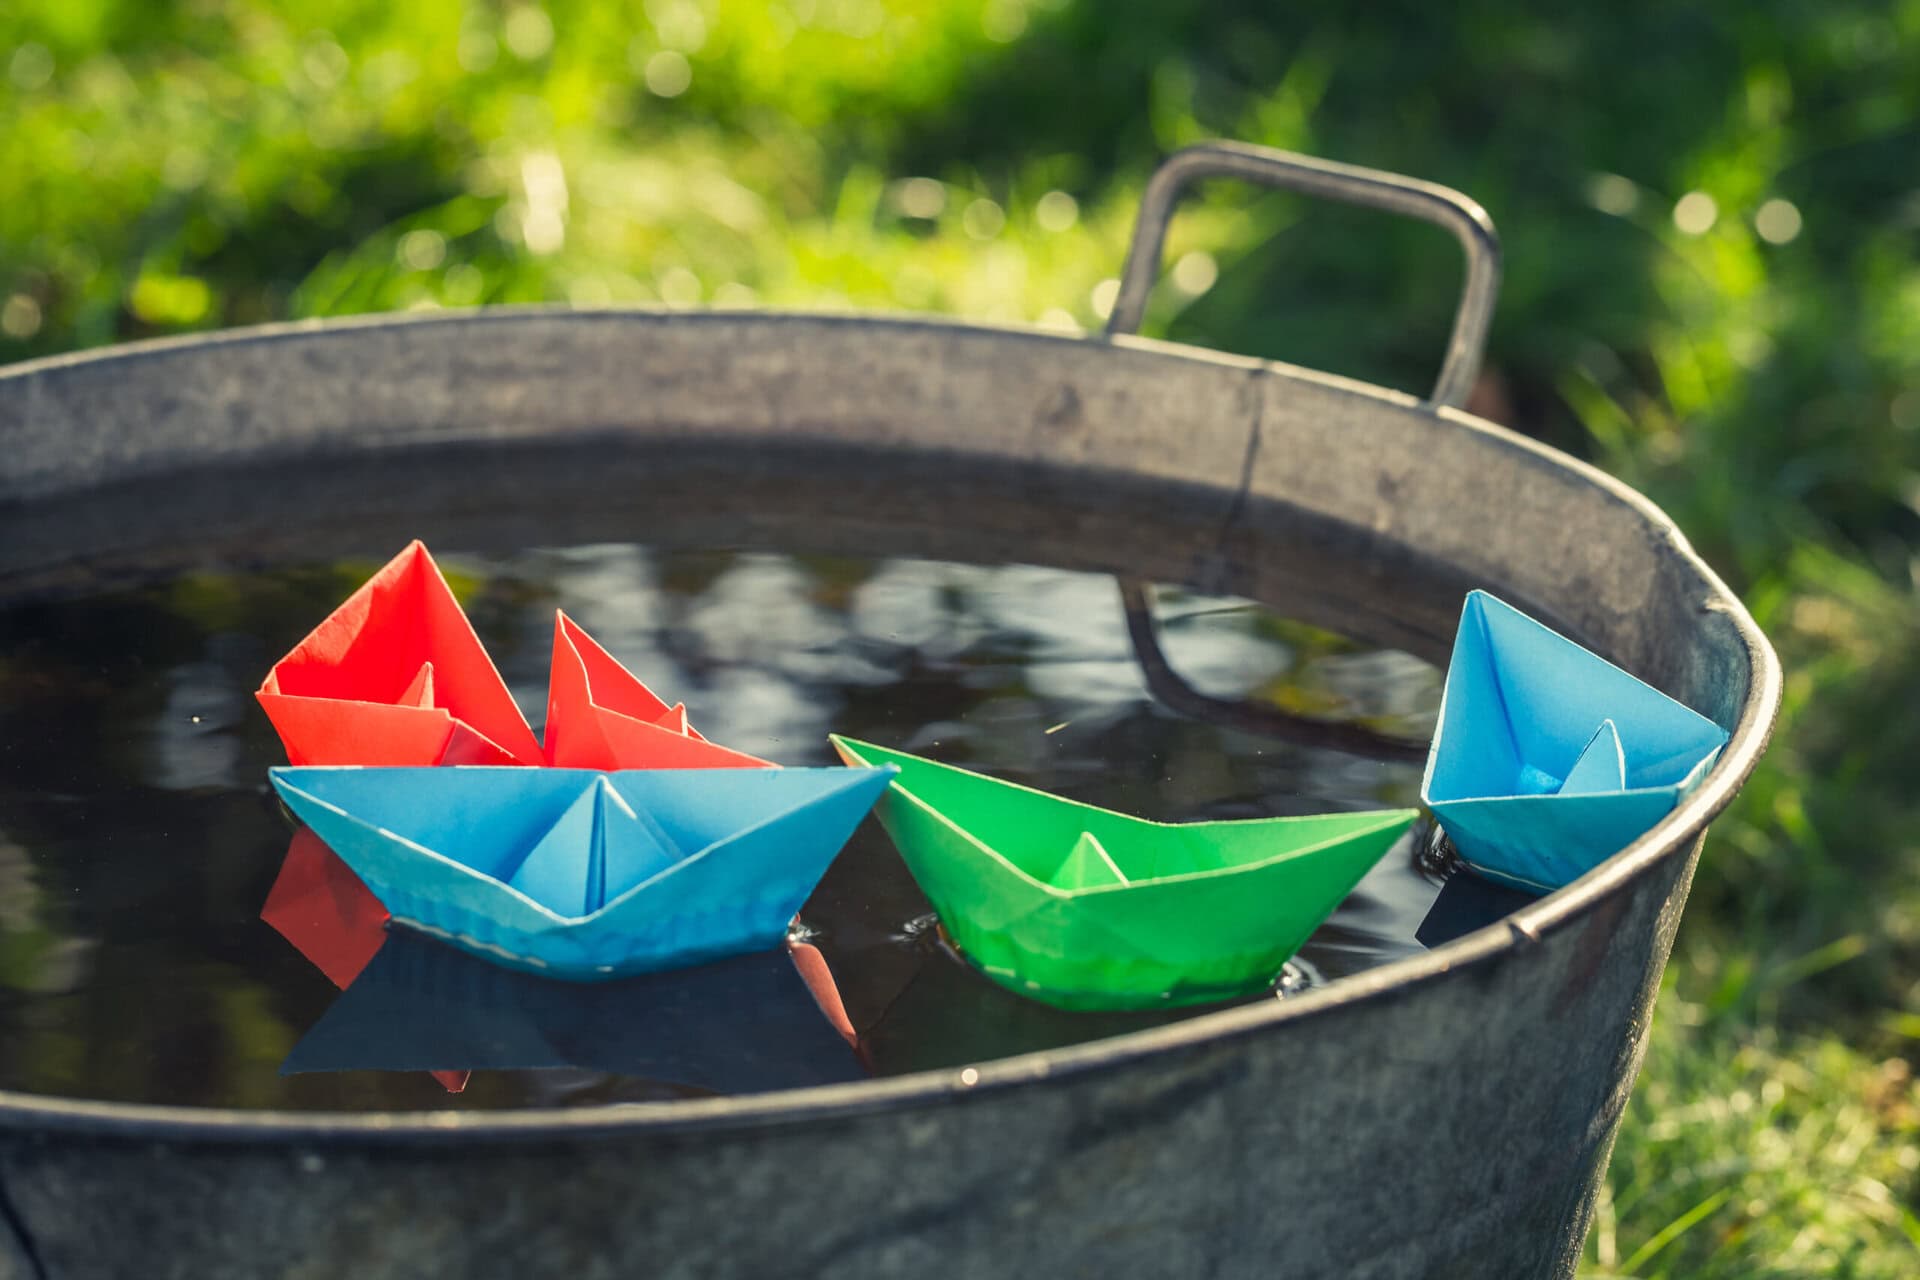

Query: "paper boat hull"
(835, 738), (1415, 1011)
(895, 807), (1413, 1010)
(271, 766), (895, 981)
(1432, 775), (1704, 892)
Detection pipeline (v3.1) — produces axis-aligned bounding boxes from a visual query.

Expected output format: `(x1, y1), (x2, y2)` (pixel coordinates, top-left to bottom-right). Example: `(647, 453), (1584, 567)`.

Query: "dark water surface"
(0, 542), (1520, 1112)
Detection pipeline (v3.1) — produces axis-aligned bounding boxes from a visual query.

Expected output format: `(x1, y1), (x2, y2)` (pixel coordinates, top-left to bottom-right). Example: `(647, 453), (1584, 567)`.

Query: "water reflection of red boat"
(261, 829), (470, 1093)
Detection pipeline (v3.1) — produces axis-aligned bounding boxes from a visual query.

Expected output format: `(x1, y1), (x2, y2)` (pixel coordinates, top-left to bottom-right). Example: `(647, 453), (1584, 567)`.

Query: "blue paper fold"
(270, 764), (896, 980)
(1420, 591), (1728, 891)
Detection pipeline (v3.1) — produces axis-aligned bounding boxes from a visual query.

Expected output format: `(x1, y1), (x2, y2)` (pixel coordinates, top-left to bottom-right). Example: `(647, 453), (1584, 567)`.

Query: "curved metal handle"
(1117, 580), (1430, 763)
(1106, 141), (1502, 409)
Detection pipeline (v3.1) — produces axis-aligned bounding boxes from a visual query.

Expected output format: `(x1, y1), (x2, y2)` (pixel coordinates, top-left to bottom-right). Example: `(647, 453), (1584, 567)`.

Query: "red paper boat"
(257, 541), (544, 767)
(258, 542), (767, 772)
(543, 612), (769, 770)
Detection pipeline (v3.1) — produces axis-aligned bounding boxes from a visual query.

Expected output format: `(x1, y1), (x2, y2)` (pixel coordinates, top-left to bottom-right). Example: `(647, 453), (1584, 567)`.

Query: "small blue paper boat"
(270, 764), (896, 980)
(1420, 591), (1728, 892)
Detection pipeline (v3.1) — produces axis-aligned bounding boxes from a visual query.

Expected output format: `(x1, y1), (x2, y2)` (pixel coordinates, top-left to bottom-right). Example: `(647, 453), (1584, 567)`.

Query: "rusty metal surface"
(0, 305), (1778, 1279)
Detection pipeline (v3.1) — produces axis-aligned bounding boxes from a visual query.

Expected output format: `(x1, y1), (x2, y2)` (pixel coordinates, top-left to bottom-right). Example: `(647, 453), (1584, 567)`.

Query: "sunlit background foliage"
(4, 2), (1920, 1274)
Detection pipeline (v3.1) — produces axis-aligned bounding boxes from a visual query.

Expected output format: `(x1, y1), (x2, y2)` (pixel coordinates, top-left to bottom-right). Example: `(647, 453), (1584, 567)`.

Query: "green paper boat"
(830, 735), (1419, 1011)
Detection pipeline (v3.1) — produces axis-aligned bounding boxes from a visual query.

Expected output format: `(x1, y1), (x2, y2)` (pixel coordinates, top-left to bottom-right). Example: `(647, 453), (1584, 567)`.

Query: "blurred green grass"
(3, 1), (1918, 1274)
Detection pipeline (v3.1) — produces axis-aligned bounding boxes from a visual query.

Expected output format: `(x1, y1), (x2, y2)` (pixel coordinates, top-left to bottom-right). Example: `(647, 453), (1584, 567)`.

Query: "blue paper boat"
(281, 933), (864, 1094)
(269, 764), (897, 980)
(1419, 591), (1729, 892)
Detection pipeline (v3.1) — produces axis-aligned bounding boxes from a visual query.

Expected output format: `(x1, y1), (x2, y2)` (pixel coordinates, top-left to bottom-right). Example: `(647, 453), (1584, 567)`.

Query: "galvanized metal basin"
(0, 146), (1779, 1279)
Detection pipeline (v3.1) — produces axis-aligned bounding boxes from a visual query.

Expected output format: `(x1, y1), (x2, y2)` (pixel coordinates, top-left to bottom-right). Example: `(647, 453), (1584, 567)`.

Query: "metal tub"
(0, 146), (1779, 1279)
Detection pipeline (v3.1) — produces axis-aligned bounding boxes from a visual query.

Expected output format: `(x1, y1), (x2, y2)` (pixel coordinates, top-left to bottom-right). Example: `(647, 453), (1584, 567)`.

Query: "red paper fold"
(542, 611), (771, 770)
(257, 541), (543, 768)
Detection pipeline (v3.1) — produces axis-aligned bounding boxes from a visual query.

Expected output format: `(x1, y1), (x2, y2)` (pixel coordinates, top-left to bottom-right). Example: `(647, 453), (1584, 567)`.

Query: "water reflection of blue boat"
(282, 931), (866, 1095)
(1414, 871), (1540, 950)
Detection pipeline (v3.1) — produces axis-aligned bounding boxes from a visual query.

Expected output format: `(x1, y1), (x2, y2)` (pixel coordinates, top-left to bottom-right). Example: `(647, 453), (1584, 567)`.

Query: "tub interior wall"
(0, 313), (1750, 729)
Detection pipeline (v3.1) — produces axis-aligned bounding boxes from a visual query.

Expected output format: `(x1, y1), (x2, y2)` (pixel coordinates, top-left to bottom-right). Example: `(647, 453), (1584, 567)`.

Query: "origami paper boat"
(543, 611), (769, 770)
(830, 736), (1417, 1011)
(1420, 590), (1729, 892)
(258, 541), (545, 767)
(258, 541), (768, 770)
(270, 764), (896, 980)
(281, 929), (863, 1094)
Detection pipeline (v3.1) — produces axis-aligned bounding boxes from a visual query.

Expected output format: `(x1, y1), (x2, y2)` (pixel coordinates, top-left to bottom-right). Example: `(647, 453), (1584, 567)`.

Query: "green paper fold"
(830, 735), (1418, 1011)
